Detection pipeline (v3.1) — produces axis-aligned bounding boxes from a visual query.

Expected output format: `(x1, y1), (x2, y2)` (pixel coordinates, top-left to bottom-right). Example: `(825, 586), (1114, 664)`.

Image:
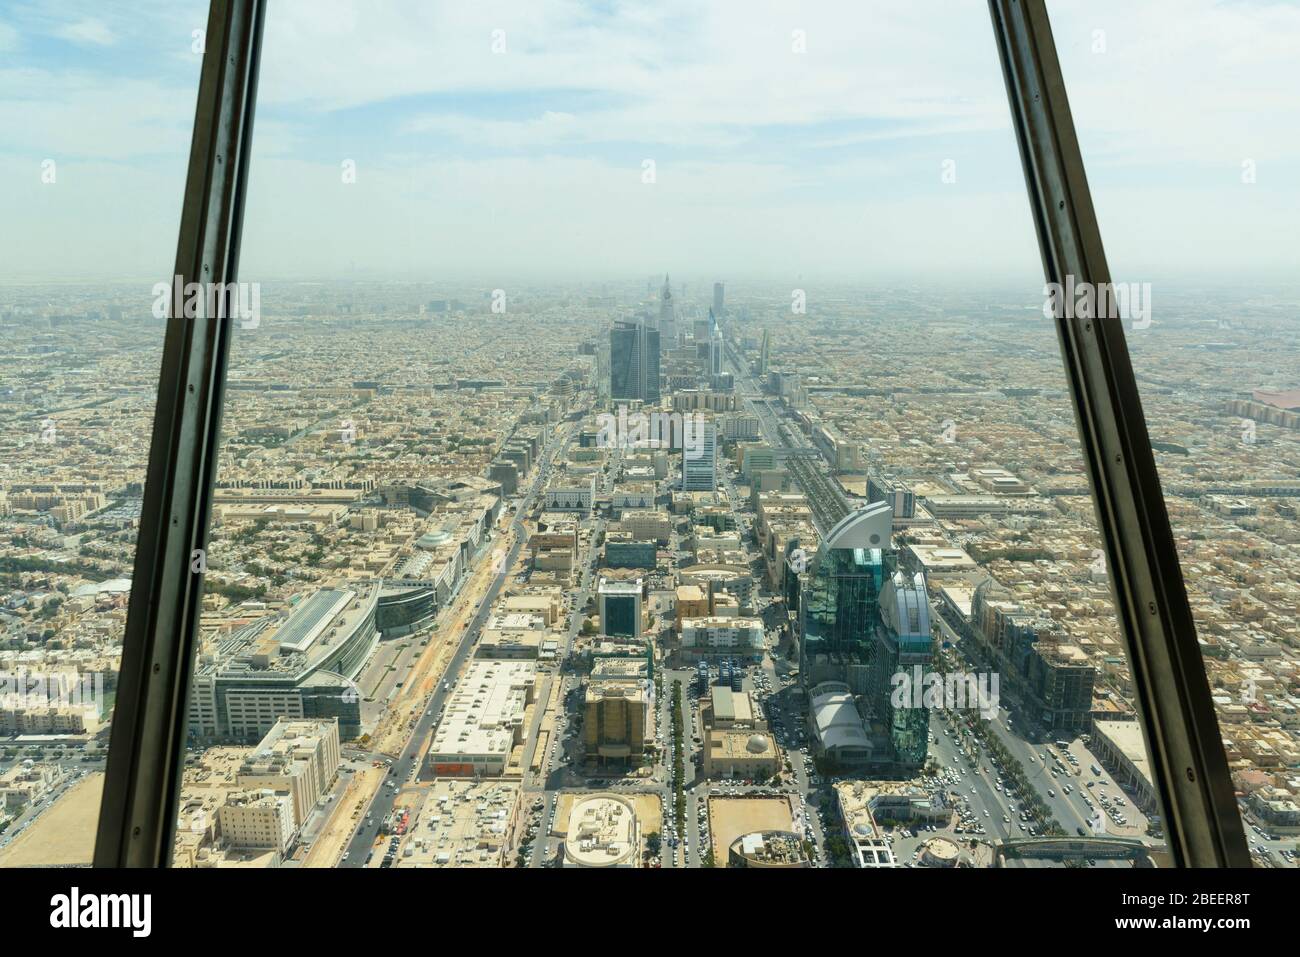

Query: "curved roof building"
(727, 830), (810, 868)
(798, 503), (933, 770)
(799, 503), (893, 687)
(562, 793), (640, 868)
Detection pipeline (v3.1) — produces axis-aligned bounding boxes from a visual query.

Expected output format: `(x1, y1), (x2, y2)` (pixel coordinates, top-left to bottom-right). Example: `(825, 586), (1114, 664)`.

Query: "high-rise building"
(708, 308), (723, 377)
(713, 281), (724, 318)
(681, 418), (717, 492)
(609, 319), (660, 404)
(868, 476), (916, 519)
(584, 658), (653, 765)
(872, 570), (933, 768)
(658, 274), (675, 339)
(598, 577), (643, 639)
(799, 503), (892, 692)
(799, 502), (933, 770)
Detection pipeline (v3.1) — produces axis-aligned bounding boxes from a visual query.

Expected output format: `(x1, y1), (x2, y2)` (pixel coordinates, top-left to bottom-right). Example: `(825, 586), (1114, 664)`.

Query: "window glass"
(0, 1), (207, 866)
(172, 0), (1172, 869)
(1052, 0), (1300, 868)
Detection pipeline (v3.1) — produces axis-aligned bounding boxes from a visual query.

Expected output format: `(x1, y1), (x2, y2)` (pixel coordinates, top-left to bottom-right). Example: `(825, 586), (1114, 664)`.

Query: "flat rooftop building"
(562, 793), (640, 868)
(397, 780), (521, 868)
(427, 660), (536, 777)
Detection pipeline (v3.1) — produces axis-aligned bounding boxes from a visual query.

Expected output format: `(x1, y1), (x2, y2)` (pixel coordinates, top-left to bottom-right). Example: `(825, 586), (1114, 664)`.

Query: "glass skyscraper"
(800, 503), (892, 693)
(800, 502), (931, 769)
(875, 569), (933, 768)
(609, 319), (660, 403)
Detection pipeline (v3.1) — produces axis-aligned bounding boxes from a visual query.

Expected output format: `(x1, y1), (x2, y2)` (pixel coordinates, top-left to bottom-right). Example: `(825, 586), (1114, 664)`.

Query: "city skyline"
(1, 0), (1296, 882)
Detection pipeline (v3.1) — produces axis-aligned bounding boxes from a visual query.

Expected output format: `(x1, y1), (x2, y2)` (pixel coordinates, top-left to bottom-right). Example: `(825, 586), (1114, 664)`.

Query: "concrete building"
(562, 793), (640, 868)
(584, 672), (652, 766)
(188, 584), (381, 742)
(618, 510), (672, 544)
(1092, 719), (1158, 812)
(237, 718), (341, 829)
(598, 577), (643, 640)
(704, 730), (781, 779)
(218, 788), (297, 855)
(728, 830), (809, 868)
(397, 780), (521, 867)
(680, 616), (764, 660)
(426, 660), (537, 777)
(543, 476), (595, 512)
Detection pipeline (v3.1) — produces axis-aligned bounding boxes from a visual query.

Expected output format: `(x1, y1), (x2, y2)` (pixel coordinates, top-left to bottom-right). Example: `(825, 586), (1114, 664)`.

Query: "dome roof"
(746, 734), (770, 754)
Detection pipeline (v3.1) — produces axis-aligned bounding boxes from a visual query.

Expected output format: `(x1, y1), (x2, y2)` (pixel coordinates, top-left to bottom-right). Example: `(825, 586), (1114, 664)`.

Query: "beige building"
(562, 793), (640, 867)
(618, 510), (672, 544)
(237, 718), (341, 829)
(427, 660), (536, 777)
(584, 658), (653, 765)
(727, 830), (809, 868)
(703, 730), (781, 779)
(218, 788), (296, 855)
(397, 780), (521, 867)
(675, 584), (709, 630)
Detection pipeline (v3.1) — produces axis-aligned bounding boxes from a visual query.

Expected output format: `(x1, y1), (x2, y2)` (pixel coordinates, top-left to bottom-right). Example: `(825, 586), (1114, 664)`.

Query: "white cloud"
(55, 17), (116, 47)
(3, 0), (1299, 281)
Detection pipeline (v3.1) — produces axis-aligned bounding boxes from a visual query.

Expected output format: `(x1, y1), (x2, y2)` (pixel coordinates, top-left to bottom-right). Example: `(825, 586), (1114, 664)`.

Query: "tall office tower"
(758, 329), (770, 375)
(584, 658), (653, 765)
(598, 577), (643, 639)
(871, 569), (933, 768)
(708, 308), (723, 377)
(799, 502), (892, 695)
(798, 501), (932, 770)
(609, 319), (660, 404)
(595, 338), (611, 403)
(867, 475), (915, 519)
(681, 418), (717, 492)
(713, 281), (724, 318)
(658, 273), (675, 339)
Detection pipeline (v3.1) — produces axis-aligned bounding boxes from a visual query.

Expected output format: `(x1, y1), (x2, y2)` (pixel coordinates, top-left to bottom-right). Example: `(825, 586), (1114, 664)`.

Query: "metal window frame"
(94, 0), (266, 868)
(91, 0), (1246, 869)
(988, 0), (1249, 867)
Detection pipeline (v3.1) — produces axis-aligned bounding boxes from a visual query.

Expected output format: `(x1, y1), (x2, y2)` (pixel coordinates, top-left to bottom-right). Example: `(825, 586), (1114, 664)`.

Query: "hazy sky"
(2, 0), (1298, 284)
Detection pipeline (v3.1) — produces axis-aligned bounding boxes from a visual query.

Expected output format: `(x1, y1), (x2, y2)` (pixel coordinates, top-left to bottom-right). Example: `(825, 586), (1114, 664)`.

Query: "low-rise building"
(426, 660), (536, 777)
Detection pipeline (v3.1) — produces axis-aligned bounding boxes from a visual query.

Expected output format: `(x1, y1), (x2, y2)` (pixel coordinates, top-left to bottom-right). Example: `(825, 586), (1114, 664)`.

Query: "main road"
(338, 420), (576, 867)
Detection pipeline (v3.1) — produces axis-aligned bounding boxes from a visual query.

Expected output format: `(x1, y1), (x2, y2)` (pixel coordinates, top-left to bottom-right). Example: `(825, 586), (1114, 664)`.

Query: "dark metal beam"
(94, 0), (265, 867)
(988, 0), (1249, 866)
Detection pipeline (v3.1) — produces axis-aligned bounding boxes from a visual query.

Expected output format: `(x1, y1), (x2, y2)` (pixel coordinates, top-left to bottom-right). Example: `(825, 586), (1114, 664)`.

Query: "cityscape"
(0, 275), (1296, 869)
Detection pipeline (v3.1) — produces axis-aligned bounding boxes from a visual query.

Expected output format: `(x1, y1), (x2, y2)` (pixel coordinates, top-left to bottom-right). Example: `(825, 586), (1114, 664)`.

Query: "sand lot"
(708, 796), (794, 861)
(0, 772), (103, 867)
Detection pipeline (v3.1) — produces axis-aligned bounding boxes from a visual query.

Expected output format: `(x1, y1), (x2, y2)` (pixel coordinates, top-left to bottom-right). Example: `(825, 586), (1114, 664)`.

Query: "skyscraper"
(798, 502), (933, 770)
(708, 308), (723, 377)
(712, 281), (724, 318)
(681, 417), (717, 492)
(873, 570), (933, 768)
(658, 274), (675, 340)
(609, 319), (660, 404)
(799, 503), (891, 693)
